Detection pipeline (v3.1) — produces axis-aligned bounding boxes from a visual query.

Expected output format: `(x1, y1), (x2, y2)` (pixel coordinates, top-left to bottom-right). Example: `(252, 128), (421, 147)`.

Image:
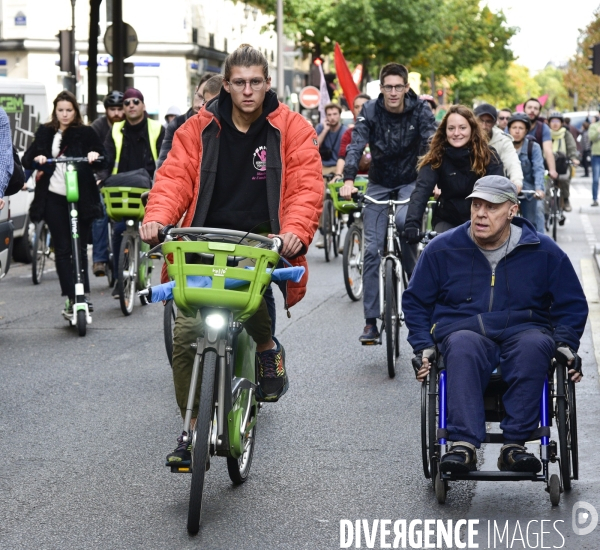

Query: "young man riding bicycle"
(141, 44), (323, 465)
(340, 62), (436, 343)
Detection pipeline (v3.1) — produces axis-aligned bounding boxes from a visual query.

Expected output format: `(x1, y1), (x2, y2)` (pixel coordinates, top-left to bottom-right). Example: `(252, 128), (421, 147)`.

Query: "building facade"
(0, 0), (279, 120)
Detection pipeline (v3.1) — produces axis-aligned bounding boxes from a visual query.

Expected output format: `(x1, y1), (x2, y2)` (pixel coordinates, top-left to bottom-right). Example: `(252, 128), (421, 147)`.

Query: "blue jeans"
(362, 182), (418, 320)
(519, 197), (545, 233)
(439, 329), (555, 447)
(92, 195), (109, 263)
(592, 155), (600, 201)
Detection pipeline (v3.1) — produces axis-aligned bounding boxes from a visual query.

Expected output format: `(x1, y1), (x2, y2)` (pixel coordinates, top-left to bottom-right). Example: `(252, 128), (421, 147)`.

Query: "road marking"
(580, 213), (597, 253)
(581, 258), (600, 378)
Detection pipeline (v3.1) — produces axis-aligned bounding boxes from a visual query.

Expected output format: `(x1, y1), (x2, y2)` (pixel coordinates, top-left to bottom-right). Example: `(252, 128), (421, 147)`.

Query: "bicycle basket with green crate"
(102, 187), (146, 222)
(328, 178), (368, 213)
(162, 238), (280, 321)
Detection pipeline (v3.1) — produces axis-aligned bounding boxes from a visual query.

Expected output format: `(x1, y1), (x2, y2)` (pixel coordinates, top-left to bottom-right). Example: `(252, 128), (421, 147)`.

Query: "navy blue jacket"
(402, 217), (588, 351)
(342, 91), (436, 187)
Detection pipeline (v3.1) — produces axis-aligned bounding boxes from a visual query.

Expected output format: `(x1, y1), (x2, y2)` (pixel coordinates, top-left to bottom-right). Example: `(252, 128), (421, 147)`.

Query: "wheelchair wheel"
(435, 472), (447, 504)
(568, 379), (578, 480)
(549, 474), (561, 506)
(556, 364), (576, 490)
(421, 362), (439, 482)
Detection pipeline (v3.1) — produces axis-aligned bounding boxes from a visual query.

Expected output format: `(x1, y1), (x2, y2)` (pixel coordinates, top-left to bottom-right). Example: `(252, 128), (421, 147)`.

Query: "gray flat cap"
(467, 175), (519, 204)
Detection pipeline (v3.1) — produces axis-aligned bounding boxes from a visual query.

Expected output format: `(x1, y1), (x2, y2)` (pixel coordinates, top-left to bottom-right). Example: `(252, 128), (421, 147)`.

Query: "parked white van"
(0, 79), (48, 265)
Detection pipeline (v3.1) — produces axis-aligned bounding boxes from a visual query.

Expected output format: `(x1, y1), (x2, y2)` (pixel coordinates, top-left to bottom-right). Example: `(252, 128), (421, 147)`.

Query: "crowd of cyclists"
(6, 44), (589, 478)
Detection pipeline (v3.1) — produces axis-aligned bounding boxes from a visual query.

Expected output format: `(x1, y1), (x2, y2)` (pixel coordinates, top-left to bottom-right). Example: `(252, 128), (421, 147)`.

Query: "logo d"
(573, 501), (598, 536)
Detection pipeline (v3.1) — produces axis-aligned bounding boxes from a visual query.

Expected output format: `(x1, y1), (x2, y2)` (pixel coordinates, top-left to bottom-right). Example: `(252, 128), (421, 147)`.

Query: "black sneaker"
(256, 337), (288, 402)
(439, 442), (477, 473)
(166, 431), (192, 466)
(112, 286), (120, 299)
(497, 444), (541, 473)
(359, 324), (380, 344)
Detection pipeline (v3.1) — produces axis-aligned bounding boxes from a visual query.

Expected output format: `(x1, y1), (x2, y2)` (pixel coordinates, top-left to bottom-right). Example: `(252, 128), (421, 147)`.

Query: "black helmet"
(103, 90), (124, 108)
(507, 112), (531, 131)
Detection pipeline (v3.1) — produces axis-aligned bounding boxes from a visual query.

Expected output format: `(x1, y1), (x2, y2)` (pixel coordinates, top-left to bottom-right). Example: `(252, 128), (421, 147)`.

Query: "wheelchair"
(420, 349), (579, 506)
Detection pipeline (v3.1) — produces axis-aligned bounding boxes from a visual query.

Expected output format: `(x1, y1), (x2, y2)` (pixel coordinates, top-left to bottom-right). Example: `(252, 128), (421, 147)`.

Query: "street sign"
(104, 23), (138, 58)
(299, 86), (320, 109)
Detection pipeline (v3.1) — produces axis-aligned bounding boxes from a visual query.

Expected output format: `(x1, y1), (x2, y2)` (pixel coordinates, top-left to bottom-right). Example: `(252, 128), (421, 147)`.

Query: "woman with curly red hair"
(404, 104), (504, 241)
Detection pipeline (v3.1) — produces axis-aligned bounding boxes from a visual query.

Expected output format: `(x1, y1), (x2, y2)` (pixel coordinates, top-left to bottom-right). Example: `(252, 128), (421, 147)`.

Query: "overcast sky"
(483, 0), (600, 72)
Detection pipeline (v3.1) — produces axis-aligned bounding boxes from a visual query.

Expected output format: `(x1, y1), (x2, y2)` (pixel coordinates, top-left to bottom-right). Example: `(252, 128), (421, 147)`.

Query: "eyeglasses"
(497, 116), (509, 121)
(381, 84), (407, 93)
(228, 78), (267, 92)
(123, 98), (141, 106)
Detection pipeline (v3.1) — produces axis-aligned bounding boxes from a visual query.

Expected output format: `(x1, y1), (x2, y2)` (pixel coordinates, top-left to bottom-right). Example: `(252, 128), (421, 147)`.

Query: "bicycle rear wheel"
(342, 223), (363, 301)
(163, 299), (177, 367)
(384, 259), (397, 378)
(552, 193), (558, 242)
(117, 234), (136, 316)
(32, 222), (50, 285)
(322, 198), (334, 262)
(187, 350), (217, 535)
(332, 211), (341, 258)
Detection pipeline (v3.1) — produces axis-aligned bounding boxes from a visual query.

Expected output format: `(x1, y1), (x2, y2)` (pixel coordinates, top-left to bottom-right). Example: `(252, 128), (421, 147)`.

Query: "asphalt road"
(1, 173), (600, 549)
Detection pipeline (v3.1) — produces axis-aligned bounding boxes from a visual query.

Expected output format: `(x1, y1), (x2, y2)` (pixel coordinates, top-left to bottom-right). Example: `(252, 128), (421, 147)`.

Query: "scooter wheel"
(77, 309), (87, 337)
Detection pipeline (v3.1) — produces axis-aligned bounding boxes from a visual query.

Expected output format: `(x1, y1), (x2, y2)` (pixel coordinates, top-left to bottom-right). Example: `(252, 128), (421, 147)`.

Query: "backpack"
(4, 146), (25, 197)
(525, 135), (535, 164)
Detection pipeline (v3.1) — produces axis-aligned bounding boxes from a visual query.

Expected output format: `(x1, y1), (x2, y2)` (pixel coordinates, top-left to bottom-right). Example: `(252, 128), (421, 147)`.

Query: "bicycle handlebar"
(354, 191), (410, 206)
(45, 156), (105, 164)
(157, 226), (283, 252)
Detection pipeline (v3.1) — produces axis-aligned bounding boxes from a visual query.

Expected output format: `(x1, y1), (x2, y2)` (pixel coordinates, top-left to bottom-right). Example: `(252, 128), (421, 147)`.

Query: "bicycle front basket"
(102, 186), (146, 222)
(162, 240), (280, 322)
(328, 177), (368, 213)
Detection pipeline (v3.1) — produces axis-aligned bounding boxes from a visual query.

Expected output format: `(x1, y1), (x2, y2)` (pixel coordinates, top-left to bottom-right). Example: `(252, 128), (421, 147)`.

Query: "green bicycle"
(142, 226), (283, 535)
(102, 186), (154, 315)
(328, 179), (368, 301)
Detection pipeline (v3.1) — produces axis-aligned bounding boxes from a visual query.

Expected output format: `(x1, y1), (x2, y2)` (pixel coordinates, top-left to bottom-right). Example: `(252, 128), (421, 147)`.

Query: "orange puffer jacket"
(145, 98), (323, 308)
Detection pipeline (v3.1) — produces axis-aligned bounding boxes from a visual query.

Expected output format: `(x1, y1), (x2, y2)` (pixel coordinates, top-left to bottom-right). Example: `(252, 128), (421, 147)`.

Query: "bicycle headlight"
(205, 313), (226, 329)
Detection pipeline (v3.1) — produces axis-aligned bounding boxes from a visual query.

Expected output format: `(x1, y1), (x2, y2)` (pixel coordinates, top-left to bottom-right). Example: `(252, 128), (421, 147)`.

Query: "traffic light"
(58, 30), (74, 73)
(436, 90), (443, 98)
(313, 56), (324, 67)
(589, 43), (600, 75)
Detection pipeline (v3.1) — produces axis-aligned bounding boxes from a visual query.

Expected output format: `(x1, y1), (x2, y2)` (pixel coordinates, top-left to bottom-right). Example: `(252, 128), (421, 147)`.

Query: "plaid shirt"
(0, 107), (13, 198)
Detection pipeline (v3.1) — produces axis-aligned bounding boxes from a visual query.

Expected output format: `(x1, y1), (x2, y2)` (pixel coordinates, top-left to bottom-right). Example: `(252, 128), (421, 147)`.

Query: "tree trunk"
(87, 0), (102, 122)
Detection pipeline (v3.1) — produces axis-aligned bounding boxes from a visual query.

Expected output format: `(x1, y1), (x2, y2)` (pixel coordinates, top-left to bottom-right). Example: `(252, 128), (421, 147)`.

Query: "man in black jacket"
(156, 74), (223, 170)
(340, 63), (436, 343)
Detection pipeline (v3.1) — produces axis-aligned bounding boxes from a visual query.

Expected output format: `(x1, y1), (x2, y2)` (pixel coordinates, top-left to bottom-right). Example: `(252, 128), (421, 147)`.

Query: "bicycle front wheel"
(187, 350), (217, 535)
(117, 234), (136, 316)
(32, 222), (49, 285)
(163, 299), (177, 367)
(384, 259), (397, 378)
(552, 193), (559, 242)
(322, 198), (334, 262)
(342, 223), (363, 301)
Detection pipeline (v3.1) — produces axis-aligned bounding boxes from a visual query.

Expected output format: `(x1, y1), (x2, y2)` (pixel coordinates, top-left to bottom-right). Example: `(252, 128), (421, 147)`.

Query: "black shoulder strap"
(527, 137), (534, 163)
(535, 121), (544, 145)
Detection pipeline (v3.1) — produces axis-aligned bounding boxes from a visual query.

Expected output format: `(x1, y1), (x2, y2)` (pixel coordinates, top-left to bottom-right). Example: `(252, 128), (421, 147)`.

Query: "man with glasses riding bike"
(141, 44), (323, 465)
(339, 63), (436, 343)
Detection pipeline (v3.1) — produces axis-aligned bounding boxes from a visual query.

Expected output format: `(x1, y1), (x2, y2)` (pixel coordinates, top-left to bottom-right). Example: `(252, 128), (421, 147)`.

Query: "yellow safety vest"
(111, 118), (162, 174)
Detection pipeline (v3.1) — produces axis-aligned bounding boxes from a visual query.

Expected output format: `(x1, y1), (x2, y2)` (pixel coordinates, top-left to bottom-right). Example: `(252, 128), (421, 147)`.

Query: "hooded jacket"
(145, 89), (323, 308)
(402, 217), (588, 352)
(489, 126), (523, 188)
(342, 90), (436, 187)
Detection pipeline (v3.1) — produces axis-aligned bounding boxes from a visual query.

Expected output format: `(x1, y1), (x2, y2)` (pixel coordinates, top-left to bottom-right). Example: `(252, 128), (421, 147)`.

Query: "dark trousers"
(439, 329), (555, 447)
(44, 191), (91, 299)
(112, 220), (126, 276)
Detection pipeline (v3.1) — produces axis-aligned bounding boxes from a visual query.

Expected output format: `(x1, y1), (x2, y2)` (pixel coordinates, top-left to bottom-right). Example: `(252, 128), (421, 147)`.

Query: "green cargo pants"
(171, 298), (272, 418)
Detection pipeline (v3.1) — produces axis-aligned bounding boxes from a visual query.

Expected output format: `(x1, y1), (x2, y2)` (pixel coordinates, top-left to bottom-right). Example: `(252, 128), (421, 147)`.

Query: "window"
(209, 33), (215, 49)
(192, 28), (198, 43)
(106, 1), (112, 23)
(224, 38), (228, 53)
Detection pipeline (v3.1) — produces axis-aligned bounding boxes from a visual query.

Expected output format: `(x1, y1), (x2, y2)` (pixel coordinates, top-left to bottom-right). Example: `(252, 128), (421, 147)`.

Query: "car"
(0, 79), (48, 264)
(562, 111), (599, 131)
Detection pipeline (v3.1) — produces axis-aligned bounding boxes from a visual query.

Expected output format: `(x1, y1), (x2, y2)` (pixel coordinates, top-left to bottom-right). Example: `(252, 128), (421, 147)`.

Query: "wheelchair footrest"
(441, 471), (545, 482)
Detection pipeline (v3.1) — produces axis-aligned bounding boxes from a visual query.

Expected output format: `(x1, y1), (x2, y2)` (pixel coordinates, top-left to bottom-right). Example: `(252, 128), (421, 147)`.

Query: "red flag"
(334, 43), (360, 109)
(538, 94), (549, 106)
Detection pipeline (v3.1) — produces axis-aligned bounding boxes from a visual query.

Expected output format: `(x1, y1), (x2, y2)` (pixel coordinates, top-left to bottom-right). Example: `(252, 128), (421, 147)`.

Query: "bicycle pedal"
(149, 254), (161, 260)
(361, 338), (381, 346)
(168, 464), (191, 473)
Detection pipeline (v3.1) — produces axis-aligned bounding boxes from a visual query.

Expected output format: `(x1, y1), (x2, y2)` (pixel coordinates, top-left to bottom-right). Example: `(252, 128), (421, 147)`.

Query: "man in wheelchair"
(402, 175), (587, 475)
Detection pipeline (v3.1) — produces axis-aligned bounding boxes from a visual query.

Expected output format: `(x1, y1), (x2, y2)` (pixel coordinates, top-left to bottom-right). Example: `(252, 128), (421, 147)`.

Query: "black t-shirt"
(204, 89), (279, 233)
